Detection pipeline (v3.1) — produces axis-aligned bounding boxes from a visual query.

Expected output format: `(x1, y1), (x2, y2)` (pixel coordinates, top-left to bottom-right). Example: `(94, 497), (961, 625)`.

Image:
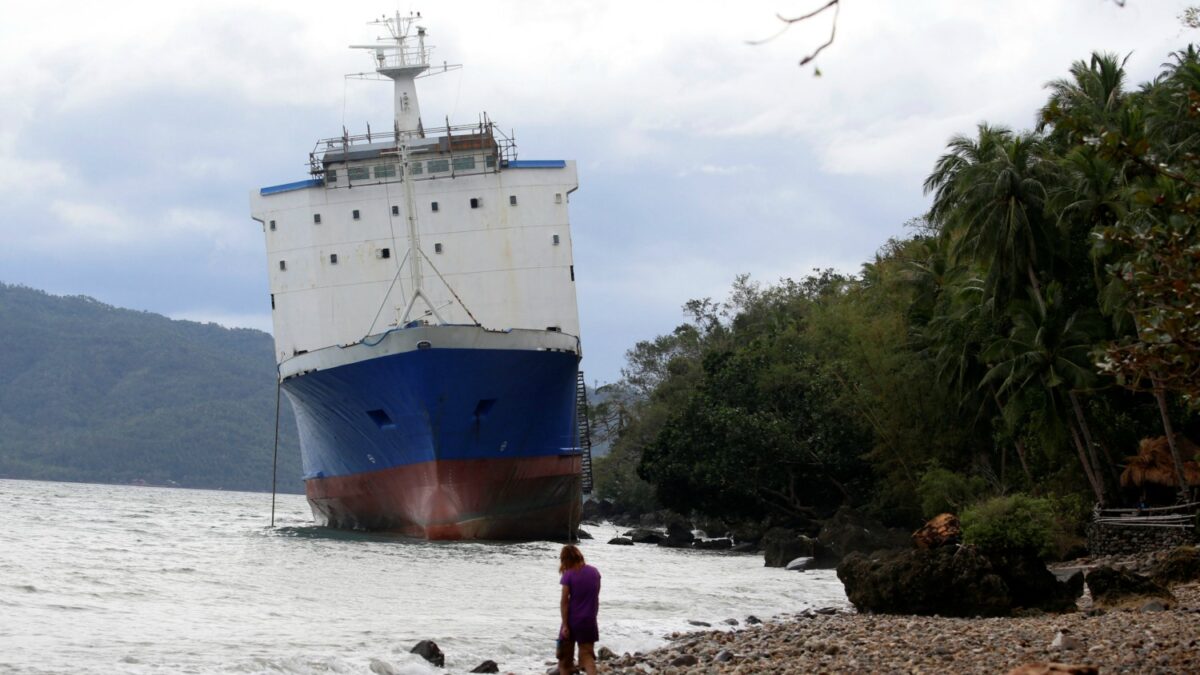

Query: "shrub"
(916, 466), (990, 519)
(961, 494), (1056, 556)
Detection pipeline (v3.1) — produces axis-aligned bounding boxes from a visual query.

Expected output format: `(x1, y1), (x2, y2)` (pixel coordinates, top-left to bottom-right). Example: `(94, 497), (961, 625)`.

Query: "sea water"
(0, 479), (847, 674)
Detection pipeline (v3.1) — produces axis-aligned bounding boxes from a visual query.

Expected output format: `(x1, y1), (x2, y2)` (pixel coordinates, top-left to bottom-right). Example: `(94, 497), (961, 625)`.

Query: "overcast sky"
(0, 1), (1192, 383)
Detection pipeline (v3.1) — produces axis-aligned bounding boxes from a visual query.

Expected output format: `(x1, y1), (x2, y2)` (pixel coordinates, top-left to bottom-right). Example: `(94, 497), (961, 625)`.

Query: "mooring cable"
(270, 373), (282, 527)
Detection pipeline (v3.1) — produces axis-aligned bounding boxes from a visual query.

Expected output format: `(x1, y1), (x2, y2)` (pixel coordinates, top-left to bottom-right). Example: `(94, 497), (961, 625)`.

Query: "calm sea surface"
(0, 479), (847, 674)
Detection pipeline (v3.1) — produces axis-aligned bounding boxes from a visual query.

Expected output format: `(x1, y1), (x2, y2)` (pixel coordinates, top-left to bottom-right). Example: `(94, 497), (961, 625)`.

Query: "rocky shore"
(596, 583), (1200, 674)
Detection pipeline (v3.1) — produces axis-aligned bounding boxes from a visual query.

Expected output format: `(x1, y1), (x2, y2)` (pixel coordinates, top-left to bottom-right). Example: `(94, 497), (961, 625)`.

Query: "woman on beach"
(558, 544), (601, 675)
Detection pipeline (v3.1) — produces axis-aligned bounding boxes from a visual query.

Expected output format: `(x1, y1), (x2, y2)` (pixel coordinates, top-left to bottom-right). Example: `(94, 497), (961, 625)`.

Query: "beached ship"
(249, 13), (591, 539)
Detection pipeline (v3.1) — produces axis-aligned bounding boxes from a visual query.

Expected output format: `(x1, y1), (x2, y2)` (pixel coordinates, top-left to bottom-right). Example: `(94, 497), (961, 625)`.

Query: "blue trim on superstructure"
(260, 178), (324, 195)
(281, 347), (580, 480)
(506, 160), (567, 169)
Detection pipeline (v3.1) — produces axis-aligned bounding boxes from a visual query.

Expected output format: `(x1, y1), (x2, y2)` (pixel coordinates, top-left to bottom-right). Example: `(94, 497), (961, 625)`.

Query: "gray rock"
(409, 640), (444, 668)
(785, 556), (814, 571)
(694, 538), (733, 550)
(762, 528), (816, 567)
(670, 654), (699, 667)
(730, 542), (758, 553)
(626, 528), (663, 544)
(575, 529), (593, 540)
(745, 615), (762, 625)
(368, 659), (401, 675)
(659, 519), (696, 548)
(1140, 599), (1169, 612)
(597, 646), (616, 661)
(722, 618), (738, 626)
(470, 660), (499, 673)
(715, 649), (734, 663)
(607, 537), (634, 546)
(814, 606), (838, 615)
(1086, 565), (1174, 608)
(1050, 630), (1084, 650)
(687, 620), (711, 627)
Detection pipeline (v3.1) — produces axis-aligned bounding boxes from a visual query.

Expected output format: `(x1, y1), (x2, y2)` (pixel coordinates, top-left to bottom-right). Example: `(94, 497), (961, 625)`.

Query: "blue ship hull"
(281, 344), (584, 538)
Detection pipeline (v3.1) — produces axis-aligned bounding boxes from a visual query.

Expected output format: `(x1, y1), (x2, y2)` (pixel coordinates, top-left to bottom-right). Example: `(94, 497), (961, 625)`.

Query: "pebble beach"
(598, 572), (1200, 674)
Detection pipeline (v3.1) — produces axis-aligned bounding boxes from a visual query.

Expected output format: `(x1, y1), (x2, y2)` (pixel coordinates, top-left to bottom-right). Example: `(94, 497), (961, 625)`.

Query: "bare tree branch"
(746, 1), (841, 71)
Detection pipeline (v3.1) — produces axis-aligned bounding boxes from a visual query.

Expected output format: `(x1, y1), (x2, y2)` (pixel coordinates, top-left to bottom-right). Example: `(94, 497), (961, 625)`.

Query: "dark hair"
(559, 544), (585, 574)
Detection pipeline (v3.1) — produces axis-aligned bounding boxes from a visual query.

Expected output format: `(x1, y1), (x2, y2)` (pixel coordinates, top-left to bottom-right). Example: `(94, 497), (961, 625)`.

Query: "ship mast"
(351, 13), (440, 325)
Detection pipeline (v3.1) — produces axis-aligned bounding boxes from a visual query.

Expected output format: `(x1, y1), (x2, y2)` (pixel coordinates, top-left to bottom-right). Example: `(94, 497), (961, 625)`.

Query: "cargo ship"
(249, 13), (591, 540)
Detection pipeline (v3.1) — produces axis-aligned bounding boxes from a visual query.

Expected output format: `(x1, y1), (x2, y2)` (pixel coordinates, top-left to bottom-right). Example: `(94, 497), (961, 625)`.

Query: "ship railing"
(307, 117), (518, 177)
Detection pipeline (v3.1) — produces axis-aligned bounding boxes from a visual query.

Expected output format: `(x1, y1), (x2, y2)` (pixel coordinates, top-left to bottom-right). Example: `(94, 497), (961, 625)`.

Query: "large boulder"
(659, 519), (696, 548)
(580, 498), (614, 521)
(729, 521), (768, 547)
(1150, 546), (1200, 587)
(912, 513), (962, 549)
(470, 660), (499, 673)
(410, 640), (444, 668)
(762, 528), (816, 567)
(694, 538), (733, 551)
(625, 528), (663, 544)
(987, 550), (1083, 612)
(818, 506), (910, 564)
(837, 546), (1011, 617)
(1085, 566), (1174, 608)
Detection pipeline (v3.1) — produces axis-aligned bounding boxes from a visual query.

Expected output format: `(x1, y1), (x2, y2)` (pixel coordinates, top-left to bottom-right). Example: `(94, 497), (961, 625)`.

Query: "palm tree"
(1038, 52), (1131, 151)
(924, 125), (1061, 315)
(981, 285), (1109, 502)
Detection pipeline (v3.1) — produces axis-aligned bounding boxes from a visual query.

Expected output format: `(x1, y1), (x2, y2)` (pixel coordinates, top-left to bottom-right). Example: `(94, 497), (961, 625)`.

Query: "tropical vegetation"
(592, 46), (1200, 532)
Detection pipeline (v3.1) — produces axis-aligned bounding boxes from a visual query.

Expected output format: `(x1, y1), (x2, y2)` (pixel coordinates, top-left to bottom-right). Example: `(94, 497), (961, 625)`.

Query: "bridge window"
(427, 159), (449, 173)
(348, 166), (369, 181)
(452, 156), (476, 171)
(326, 169), (337, 184)
(374, 164), (396, 179)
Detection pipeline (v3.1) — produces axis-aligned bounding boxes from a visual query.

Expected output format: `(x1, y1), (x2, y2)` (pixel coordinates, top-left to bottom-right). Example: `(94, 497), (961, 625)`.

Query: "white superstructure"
(250, 13), (581, 365)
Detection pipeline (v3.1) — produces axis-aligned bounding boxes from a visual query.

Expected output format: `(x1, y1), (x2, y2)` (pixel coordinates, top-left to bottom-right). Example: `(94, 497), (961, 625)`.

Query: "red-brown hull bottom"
(305, 455), (583, 540)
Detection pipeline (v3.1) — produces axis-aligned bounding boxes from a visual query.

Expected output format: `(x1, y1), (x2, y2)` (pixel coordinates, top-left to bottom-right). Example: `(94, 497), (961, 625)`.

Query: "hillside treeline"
(0, 283), (302, 493)
(592, 48), (1200, 529)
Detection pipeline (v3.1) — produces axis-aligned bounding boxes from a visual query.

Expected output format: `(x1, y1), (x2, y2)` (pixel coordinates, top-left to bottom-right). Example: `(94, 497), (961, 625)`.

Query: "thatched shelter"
(1120, 436), (1200, 490)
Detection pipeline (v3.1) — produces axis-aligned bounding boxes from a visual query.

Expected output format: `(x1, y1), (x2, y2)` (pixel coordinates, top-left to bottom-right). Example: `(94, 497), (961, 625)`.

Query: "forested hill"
(0, 282), (302, 493)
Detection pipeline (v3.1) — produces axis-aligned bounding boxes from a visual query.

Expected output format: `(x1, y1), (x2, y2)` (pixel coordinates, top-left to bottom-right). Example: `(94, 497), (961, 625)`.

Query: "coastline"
(599, 583), (1200, 674)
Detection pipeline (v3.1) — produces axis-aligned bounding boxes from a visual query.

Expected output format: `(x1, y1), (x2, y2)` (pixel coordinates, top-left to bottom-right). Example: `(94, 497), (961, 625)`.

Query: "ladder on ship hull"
(575, 371), (594, 494)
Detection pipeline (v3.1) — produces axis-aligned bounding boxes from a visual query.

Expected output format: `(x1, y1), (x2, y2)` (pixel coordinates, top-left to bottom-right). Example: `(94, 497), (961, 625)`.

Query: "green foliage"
(596, 43), (1200, 525)
(0, 283), (302, 492)
(916, 466), (991, 519)
(961, 494), (1058, 556)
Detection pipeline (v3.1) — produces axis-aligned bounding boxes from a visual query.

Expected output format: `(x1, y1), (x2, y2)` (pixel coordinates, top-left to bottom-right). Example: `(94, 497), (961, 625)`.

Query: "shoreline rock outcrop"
(837, 545), (1083, 616)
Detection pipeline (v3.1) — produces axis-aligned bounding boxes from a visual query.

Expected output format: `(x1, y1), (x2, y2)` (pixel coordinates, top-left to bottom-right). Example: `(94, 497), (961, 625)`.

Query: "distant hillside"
(0, 283), (302, 493)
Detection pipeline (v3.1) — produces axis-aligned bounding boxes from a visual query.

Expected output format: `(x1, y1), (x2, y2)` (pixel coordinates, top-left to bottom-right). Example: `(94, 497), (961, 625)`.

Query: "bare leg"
(578, 643), (596, 675)
(558, 640), (575, 675)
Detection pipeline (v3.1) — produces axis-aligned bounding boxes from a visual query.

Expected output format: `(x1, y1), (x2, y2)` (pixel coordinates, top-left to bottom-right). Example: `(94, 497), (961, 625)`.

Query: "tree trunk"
(1027, 261), (1046, 315)
(990, 385), (1036, 487)
(1014, 437), (1036, 491)
(1069, 390), (1108, 497)
(1152, 379), (1190, 501)
(1070, 419), (1105, 504)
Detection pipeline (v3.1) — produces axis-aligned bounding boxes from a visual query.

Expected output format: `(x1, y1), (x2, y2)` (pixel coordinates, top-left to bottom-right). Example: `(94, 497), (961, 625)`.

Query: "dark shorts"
(568, 618), (599, 645)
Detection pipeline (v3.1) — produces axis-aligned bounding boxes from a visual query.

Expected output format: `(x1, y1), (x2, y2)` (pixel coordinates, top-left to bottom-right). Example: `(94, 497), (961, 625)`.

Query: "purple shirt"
(560, 564), (601, 625)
